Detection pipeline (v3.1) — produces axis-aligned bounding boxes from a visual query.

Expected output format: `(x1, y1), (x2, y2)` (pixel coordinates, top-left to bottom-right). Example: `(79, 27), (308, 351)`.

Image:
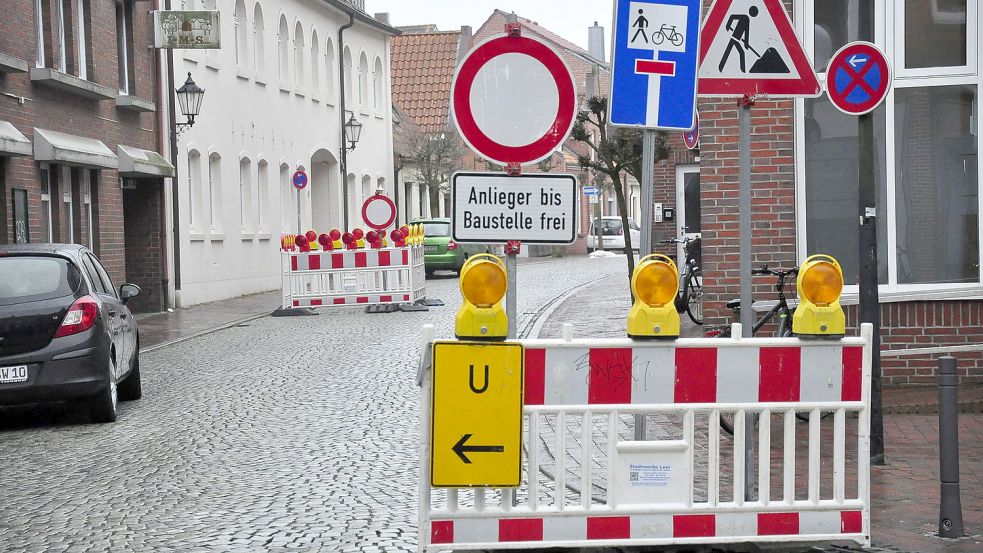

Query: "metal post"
(594, 201), (604, 252)
(739, 97), (756, 501)
(938, 355), (964, 538)
(858, 111), (885, 465)
(506, 250), (517, 340)
(640, 130), (656, 257)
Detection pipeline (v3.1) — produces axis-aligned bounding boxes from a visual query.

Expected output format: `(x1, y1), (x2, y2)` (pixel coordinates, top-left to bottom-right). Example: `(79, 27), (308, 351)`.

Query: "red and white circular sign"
(361, 193), (397, 231)
(451, 34), (577, 167)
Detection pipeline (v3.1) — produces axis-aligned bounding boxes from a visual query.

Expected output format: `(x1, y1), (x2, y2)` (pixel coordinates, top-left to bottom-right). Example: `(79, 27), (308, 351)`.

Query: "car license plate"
(0, 365), (28, 384)
(424, 246), (437, 253)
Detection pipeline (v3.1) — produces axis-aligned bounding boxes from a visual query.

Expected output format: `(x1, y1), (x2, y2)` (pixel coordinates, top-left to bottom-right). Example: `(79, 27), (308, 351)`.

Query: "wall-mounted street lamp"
(343, 112), (363, 152)
(175, 72), (205, 137)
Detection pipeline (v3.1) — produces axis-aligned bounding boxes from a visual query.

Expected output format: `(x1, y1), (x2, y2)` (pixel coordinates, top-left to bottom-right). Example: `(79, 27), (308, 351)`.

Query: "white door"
(675, 165), (701, 268)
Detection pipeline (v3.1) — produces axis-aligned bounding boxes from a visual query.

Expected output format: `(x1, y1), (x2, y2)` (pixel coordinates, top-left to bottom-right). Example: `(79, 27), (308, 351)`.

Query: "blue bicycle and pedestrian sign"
(609, 0), (701, 131)
(826, 42), (891, 116)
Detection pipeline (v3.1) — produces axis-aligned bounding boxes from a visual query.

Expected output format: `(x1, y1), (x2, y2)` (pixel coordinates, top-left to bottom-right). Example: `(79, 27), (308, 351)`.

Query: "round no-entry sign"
(826, 42), (891, 116)
(361, 193), (397, 230)
(451, 33), (577, 167)
(292, 170), (308, 190)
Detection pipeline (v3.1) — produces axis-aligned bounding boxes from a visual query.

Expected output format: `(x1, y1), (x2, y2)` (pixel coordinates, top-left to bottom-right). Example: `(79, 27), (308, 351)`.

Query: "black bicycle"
(660, 236), (702, 325)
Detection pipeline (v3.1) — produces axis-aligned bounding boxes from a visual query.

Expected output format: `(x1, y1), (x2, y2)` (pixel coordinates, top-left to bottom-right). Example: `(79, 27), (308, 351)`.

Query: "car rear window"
(423, 223), (450, 237)
(0, 256), (81, 307)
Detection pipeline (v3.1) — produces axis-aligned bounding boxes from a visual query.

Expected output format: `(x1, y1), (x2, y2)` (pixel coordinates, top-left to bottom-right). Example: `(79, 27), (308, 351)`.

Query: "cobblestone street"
(0, 255), (627, 552)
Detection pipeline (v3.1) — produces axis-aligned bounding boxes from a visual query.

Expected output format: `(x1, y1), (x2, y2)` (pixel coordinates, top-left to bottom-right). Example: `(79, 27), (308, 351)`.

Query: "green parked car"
(417, 218), (488, 276)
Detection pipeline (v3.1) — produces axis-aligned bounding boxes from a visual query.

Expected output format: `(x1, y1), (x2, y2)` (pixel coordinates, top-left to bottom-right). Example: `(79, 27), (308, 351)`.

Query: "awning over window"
(117, 145), (175, 178)
(33, 128), (117, 169)
(0, 121), (31, 156)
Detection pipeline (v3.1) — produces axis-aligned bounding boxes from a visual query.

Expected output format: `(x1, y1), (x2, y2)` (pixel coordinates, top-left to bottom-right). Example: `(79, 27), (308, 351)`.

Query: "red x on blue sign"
(827, 42), (891, 116)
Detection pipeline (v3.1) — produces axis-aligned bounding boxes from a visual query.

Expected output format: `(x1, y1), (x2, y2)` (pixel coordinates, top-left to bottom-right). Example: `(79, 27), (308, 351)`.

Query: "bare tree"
(572, 96), (669, 299)
(407, 130), (464, 217)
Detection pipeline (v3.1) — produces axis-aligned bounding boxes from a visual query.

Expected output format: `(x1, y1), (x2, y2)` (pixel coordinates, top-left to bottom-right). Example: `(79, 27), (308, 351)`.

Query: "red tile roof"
(390, 30), (463, 134)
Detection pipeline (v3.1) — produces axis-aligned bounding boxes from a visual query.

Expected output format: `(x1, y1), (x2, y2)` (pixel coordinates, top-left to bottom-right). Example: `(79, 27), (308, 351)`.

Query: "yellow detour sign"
(431, 341), (524, 488)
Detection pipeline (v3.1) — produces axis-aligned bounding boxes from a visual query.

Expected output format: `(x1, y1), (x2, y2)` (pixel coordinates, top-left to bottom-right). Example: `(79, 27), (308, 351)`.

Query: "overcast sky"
(369, 0), (615, 56)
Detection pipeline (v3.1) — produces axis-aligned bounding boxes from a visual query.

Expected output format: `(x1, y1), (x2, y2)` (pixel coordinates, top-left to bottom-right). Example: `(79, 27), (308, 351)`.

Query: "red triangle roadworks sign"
(697, 0), (820, 98)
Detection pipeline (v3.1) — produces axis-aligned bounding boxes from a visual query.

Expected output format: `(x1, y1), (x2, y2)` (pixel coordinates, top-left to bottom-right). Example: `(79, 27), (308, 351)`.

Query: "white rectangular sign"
(153, 11), (221, 49)
(452, 172), (577, 244)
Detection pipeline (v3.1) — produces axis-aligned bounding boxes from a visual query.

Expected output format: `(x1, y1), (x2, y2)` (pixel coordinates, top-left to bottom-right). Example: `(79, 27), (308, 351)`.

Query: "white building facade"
(171, 0), (397, 307)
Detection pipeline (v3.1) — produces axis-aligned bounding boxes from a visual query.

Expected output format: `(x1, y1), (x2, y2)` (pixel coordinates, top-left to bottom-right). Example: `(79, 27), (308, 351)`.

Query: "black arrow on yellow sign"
(452, 434), (505, 464)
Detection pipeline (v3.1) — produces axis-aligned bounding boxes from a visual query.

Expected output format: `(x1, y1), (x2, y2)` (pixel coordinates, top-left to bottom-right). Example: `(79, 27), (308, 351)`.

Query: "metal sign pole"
(858, 111), (885, 465)
(506, 247), (517, 340)
(739, 96), (756, 500)
(640, 130), (656, 257)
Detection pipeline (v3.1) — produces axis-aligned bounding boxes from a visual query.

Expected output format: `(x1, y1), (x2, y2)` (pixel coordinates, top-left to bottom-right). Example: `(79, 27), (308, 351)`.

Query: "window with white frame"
(358, 52), (368, 108)
(325, 38), (335, 103)
(343, 47), (353, 104)
(62, 169), (74, 244)
(257, 160), (268, 231)
(799, 1), (980, 290)
(34, 0), (45, 68)
(116, 0), (130, 93)
(239, 157), (252, 233)
(188, 150), (202, 230)
(55, 0), (67, 71)
(278, 16), (289, 84)
(311, 30), (320, 97)
(207, 152), (221, 231)
(39, 165), (53, 242)
(81, 170), (93, 249)
(77, 0), (90, 79)
(234, 0), (248, 70)
(294, 22), (305, 90)
(373, 57), (383, 111)
(253, 4), (265, 78)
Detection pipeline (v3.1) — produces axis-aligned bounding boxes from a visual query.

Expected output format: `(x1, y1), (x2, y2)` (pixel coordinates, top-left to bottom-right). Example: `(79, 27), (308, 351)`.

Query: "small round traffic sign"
(292, 170), (308, 191)
(826, 42), (891, 116)
(361, 193), (397, 231)
(682, 112), (700, 150)
(451, 33), (577, 167)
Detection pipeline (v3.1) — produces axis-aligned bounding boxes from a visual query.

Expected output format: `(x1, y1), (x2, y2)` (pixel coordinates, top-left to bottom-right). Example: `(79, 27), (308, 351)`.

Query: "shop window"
(81, 170), (93, 249)
(61, 169), (73, 244)
(13, 189), (30, 244)
(894, 85), (978, 284)
(39, 165), (52, 242)
(813, 0), (873, 72)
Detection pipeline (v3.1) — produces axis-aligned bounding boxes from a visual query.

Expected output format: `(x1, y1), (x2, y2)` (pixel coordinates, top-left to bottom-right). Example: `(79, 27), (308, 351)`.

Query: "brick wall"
(123, 182), (164, 313)
(0, 0), (163, 290)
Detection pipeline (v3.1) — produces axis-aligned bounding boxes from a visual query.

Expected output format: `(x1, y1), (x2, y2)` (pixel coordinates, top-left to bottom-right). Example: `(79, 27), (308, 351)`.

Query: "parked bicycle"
(653, 24), (684, 47)
(708, 265), (831, 435)
(659, 236), (702, 325)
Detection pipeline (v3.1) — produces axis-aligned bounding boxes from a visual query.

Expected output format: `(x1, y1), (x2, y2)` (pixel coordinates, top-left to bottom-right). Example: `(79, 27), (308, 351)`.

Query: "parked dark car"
(0, 244), (142, 423)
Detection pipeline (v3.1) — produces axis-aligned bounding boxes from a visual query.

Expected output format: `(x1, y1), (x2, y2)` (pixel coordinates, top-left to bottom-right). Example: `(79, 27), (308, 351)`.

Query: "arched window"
(257, 160), (268, 231)
(358, 52), (369, 108)
(234, 0), (248, 70)
(310, 29), (320, 97)
(293, 21), (305, 90)
(343, 47), (353, 104)
(277, 15), (289, 84)
(324, 38), (335, 103)
(187, 150), (202, 230)
(207, 152), (222, 231)
(280, 163), (293, 233)
(252, 3), (265, 77)
(373, 56), (384, 110)
(239, 156), (252, 232)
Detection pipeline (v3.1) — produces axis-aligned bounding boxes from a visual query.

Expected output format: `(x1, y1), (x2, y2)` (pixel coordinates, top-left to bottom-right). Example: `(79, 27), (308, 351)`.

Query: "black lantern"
(175, 72), (205, 129)
(343, 112), (363, 151)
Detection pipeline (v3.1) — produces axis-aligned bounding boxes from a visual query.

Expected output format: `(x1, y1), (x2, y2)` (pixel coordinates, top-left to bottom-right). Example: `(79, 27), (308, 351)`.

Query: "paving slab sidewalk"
(537, 272), (982, 553)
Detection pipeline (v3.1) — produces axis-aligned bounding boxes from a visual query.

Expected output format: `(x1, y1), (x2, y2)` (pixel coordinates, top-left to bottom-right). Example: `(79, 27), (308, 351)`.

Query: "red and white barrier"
(281, 245), (426, 309)
(418, 324), (873, 552)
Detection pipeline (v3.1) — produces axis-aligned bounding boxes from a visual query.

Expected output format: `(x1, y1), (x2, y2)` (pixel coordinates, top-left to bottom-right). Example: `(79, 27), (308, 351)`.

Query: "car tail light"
(54, 296), (99, 338)
(447, 241), (459, 251)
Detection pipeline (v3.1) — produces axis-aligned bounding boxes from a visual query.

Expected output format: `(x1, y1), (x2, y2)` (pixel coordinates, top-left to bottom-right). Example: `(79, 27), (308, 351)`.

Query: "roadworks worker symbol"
(698, 0), (820, 97)
(627, 1), (688, 53)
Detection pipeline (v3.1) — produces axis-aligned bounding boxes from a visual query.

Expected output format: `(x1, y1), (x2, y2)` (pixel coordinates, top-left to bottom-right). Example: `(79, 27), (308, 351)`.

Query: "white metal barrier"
(418, 324), (873, 551)
(281, 246), (426, 309)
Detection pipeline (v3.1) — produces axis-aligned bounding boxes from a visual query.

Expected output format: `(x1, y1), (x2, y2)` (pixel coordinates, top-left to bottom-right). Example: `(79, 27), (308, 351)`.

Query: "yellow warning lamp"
(627, 254), (680, 339)
(456, 253), (508, 340)
(792, 254), (846, 336)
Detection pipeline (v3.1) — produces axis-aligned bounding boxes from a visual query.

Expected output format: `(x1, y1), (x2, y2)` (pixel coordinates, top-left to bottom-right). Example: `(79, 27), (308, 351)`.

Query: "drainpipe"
(165, 0), (182, 296)
(393, 154), (403, 226)
(338, 10), (355, 229)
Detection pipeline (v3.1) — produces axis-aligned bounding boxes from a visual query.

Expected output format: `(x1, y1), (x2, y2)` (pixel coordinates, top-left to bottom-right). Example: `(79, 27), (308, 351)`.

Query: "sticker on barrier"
(417, 325), (873, 552)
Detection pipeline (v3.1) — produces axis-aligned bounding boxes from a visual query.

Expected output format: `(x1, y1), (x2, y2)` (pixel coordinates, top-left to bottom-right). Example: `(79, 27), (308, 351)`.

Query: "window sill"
(311, 96), (320, 104)
(29, 68), (116, 100)
(254, 76), (267, 86)
(209, 232), (225, 242)
(0, 52), (29, 73)
(241, 232), (256, 241)
(184, 53), (199, 64)
(257, 233), (272, 241)
(189, 232), (207, 242)
(295, 89), (306, 98)
(359, 109), (371, 116)
(236, 69), (251, 81)
(116, 94), (156, 113)
(279, 83), (291, 94)
(325, 100), (336, 108)
(374, 112), (384, 120)
(205, 57), (221, 71)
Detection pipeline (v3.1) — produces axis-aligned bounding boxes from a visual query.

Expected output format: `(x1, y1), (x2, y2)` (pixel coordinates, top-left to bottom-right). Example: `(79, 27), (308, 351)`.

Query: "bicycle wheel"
(795, 410), (834, 423)
(653, 32), (665, 45)
(671, 33), (684, 46)
(719, 414), (735, 436)
(685, 275), (703, 325)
